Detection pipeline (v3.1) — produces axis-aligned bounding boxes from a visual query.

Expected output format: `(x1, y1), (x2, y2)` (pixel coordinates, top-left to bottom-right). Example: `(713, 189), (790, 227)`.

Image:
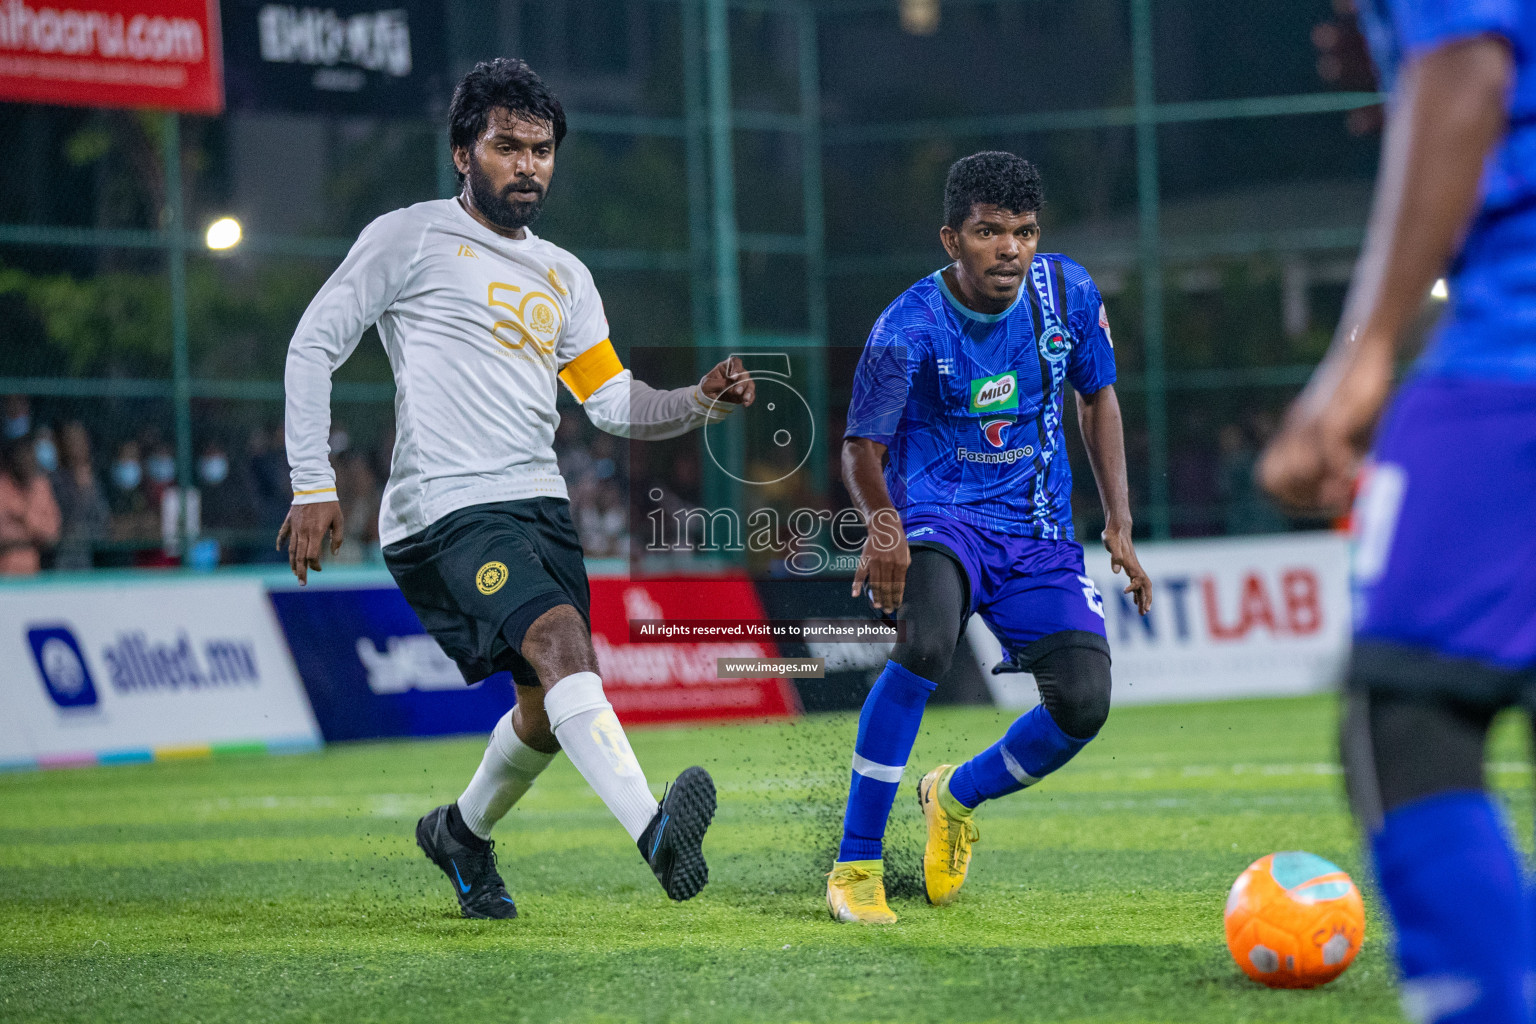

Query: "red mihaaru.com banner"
(0, 0), (222, 112)
(587, 574), (801, 726)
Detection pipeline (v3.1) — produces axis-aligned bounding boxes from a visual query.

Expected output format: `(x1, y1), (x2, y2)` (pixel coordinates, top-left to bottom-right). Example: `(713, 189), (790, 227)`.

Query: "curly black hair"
(448, 58), (566, 176)
(943, 151), (1044, 229)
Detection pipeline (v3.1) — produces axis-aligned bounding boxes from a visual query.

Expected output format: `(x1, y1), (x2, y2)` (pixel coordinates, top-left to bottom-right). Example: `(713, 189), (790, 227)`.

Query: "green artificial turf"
(3, 695), (1533, 1023)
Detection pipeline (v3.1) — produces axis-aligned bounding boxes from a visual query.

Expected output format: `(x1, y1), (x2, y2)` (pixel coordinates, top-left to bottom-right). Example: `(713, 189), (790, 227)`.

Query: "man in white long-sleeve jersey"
(279, 57), (754, 918)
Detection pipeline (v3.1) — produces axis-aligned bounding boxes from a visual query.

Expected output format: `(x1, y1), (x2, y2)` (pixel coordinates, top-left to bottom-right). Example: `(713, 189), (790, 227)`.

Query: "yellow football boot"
(918, 764), (980, 906)
(826, 860), (898, 924)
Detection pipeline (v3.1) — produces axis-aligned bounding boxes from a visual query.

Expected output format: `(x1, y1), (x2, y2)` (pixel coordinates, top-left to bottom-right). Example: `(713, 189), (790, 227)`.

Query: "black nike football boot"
(636, 766), (717, 901)
(415, 804), (518, 919)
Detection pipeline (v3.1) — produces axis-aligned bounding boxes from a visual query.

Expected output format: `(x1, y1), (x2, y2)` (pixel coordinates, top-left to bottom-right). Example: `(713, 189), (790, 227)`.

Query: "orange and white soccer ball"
(1224, 851), (1366, 989)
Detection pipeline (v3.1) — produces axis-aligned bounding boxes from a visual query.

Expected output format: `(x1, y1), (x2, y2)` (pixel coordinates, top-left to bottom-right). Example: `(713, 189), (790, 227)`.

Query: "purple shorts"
(902, 511), (1108, 656)
(1353, 375), (1536, 675)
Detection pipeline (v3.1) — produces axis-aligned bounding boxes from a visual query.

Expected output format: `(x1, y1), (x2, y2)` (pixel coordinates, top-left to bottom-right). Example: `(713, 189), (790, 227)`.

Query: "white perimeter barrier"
(0, 577), (321, 769)
(975, 532), (1351, 708)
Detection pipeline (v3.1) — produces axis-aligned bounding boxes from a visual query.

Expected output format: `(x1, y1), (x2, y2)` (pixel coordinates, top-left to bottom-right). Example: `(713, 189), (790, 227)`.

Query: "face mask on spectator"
(146, 453), (176, 484)
(198, 455), (229, 486)
(4, 414), (30, 439)
(112, 459), (142, 490)
(34, 438), (57, 473)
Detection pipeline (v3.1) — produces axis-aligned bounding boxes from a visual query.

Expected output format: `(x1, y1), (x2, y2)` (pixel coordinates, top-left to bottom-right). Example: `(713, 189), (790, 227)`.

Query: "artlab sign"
(975, 532), (1354, 707)
(221, 0), (444, 115)
(0, 0), (224, 112)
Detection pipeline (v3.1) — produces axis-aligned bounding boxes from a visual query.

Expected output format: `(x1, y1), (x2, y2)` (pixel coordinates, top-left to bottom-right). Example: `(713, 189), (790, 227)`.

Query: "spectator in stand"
(31, 425), (60, 569)
(132, 439), (181, 569)
(1220, 412), (1287, 535)
(247, 423), (292, 562)
(195, 440), (258, 564)
(198, 441), (253, 526)
(371, 424), (395, 487)
(0, 435), (60, 574)
(144, 441), (176, 496)
(593, 481), (629, 559)
(52, 421), (110, 570)
(106, 440), (157, 559)
(332, 449), (380, 562)
(555, 408), (595, 484)
(3, 395), (32, 441)
(32, 425), (57, 476)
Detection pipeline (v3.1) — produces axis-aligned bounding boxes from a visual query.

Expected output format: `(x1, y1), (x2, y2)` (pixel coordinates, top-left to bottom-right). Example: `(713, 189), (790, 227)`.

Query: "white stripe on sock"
(851, 752), (905, 784)
(1000, 746), (1039, 787)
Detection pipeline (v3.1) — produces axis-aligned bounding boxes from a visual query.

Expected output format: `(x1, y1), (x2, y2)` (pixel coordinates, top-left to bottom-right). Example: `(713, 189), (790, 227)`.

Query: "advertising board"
(221, 0), (444, 115)
(266, 571), (800, 742)
(590, 573), (801, 725)
(267, 583), (518, 741)
(0, 576), (319, 769)
(975, 532), (1353, 707)
(0, 0), (223, 111)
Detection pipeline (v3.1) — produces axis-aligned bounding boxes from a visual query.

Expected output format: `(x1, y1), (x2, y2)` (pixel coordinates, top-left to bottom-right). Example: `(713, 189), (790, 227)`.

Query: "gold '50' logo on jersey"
(488, 282), (563, 356)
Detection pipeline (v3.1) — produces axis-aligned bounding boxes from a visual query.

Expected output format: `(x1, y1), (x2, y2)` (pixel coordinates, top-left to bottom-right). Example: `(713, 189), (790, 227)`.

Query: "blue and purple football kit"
(1354, 0), (1536, 674)
(1344, 2), (1536, 1020)
(845, 254), (1117, 651)
(834, 255), (1120, 867)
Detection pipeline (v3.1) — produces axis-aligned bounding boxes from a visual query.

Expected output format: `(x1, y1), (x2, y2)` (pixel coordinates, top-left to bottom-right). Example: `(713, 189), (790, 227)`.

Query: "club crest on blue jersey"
(1039, 329), (1070, 362)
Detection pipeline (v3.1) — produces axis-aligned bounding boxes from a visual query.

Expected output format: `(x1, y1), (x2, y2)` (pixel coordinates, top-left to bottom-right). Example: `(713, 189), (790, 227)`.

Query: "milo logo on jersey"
(969, 372), (1019, 413)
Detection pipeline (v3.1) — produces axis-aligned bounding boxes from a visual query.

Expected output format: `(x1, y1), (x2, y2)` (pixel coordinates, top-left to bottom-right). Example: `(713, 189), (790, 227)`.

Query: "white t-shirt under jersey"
(284, 198), (614, 546)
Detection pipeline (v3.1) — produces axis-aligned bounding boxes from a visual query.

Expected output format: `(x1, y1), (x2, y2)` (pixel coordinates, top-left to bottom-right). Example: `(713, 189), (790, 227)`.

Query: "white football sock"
(544, 671), (658, 841)
(456, 710), (557, 840)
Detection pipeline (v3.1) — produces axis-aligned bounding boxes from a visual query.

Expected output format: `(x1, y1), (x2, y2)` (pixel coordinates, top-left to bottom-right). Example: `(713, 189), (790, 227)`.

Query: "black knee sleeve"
(889, 547), (969, 681)
(891, 630), (957, 681)
(1024, 632), (1112, 740)
(1341, 689), (1496, 827)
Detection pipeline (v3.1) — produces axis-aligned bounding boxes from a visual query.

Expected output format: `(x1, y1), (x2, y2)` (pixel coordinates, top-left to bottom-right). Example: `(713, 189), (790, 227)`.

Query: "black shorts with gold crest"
(382, 497), (590, 686)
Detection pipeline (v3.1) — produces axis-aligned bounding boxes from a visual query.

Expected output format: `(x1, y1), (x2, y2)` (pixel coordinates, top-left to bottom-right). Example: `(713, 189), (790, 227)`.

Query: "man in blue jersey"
(827, 151), (1153, 923)
(1261, 3), (1536, 1019)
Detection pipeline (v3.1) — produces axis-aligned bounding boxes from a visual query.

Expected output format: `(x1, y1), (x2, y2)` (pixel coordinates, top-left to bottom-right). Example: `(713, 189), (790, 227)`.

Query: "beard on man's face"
(465, 156), (546, 231)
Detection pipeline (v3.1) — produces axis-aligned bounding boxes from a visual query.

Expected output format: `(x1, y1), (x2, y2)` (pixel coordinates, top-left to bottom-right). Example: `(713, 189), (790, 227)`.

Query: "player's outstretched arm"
(1077, 385), (1151, 615)
(279, 211), (415, 583)
(1259, 35), (1513, 513)
(843, 436), (908, 614)
(567, 349), (754, 440)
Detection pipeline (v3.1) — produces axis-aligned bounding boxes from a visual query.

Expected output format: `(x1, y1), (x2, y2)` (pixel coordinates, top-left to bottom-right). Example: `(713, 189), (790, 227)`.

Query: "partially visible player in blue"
(1261, 3), (1536, 1020)
(826, 151), (1153, 923)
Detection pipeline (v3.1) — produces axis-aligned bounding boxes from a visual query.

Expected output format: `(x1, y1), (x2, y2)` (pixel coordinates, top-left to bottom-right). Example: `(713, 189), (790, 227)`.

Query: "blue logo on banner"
(27, 625), (99, 709)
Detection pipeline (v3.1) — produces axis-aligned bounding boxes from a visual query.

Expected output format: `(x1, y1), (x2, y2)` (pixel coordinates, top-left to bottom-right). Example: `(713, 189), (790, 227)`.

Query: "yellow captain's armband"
(558, 339), (624, 402)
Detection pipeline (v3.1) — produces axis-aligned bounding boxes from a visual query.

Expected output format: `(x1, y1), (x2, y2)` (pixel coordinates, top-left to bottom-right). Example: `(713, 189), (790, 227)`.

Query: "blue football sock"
(947, 703), (1091, 809)
(1372, 790), (1531, 1024)
(837, 660), (936, 863)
